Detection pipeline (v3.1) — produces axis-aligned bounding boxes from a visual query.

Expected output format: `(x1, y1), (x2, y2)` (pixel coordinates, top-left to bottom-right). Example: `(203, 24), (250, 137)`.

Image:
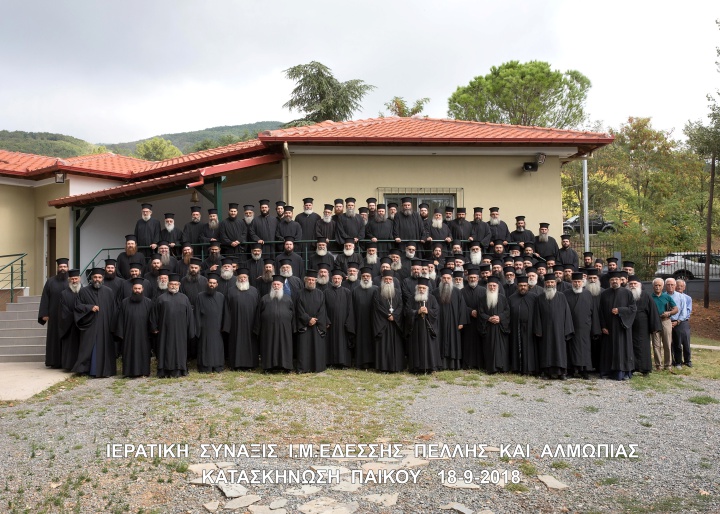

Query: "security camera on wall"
(523, 162), (538, 172)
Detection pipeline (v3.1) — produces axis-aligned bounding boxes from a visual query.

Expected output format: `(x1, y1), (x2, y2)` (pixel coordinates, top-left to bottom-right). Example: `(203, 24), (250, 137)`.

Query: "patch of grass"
(616, 493), (712, 514)
(600, 477), (619, 485)
(505, 482), (529, 492)
(466, 408), (475, 414)
(640, 421), (652, 427)
(551, 461), (570, 469)
(584, 406), (600, 413)
(500, 412), (512, 418)
(688, 395), (718, 405)
(693, 336), (720, 346)
(518, 460), (537, 476)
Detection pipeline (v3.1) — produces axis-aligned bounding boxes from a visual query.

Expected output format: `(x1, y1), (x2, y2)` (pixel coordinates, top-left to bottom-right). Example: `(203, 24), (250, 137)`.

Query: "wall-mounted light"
(191, 190), (199, 203)
(54, 171), (66, 184)
(536, 153), (546, 165)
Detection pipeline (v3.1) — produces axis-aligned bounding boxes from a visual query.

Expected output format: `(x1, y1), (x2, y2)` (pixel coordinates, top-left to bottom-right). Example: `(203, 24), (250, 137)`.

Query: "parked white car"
(655, 252), (720, 280)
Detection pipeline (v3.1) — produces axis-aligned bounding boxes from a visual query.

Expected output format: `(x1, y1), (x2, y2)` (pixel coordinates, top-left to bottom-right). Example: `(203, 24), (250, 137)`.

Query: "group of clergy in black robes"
(37, 195), (666, 380)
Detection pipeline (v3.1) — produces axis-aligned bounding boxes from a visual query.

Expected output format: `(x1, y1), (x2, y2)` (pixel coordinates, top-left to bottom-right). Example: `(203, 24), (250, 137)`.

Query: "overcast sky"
(1, 1), (717, 144)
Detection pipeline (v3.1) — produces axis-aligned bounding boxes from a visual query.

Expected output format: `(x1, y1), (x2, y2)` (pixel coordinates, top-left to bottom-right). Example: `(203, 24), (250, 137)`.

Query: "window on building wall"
(378, 188), (463, 214)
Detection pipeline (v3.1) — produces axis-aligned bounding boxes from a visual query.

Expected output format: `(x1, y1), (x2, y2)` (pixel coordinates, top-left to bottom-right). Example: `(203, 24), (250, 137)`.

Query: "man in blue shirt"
(665, 278), (691, 368)
(651, 278), (677, 371)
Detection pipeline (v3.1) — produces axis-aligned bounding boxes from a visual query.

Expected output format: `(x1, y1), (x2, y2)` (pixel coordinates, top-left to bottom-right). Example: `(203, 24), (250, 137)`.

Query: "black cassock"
(150, 292), (196, 377)
(222, 286), (259, 369)
(351, 285), (377, 368)
(295, 212), (321, 252)
(392, 212), (426, 242)
(533, 236), (559, 260)
(134, 218), (161, 251)
(38, 274), (67, 368)
(533, 292), (574, 374)
(219, 217), (248, 256)
(489, 220), (511, 243)
(114, 295), (153, 377)
(563, 289), (600, 371)
(598, 287), (637, 378)
(295, 288), (329, 372)
(471, 221), (492, 249)
(180, 275), (209, 309)
(118, 278), (153, 302)
(432, 287), (468, 370)
(115, 251), (146, 279)
(195, 291), (225, 372)
(509, 229), (535, 247)
(73, 285), (117, 377)
(372, 288), (405, 372)
(254, 295), (295, 371)
(335, 213), (365, 244)
(631, 290), (661, 374)
(102, 275), (124, 298)
(478, 294), (511, 373)
(249, 214), (278, 255)
(275, 252), (306, 280)
(181, 220), (205, 252)
(324, 285), (355, 367)
(58, 288), (80, 372)
(366, 218), (393, 254)
(508, 291), (539, 374)
(405, 294), (440, 372)
(460, 285), (485, 369)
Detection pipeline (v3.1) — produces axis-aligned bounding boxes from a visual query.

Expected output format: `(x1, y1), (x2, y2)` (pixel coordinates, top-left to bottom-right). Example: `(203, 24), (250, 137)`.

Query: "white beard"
(360, 278), (372, 289)
(157, 280), (168, 290)
(573, 286), (584, 294)
(221, 269), (234, 281)
(488, 218), (499, 226)
(69, 282), (81, 293)
(428, 271), (437, 281)
(486, 290), (498, 309)
(269, 289), (284, 300)
(280, 269), (292, 278)
(251, 253), (262, 261)
(586, 282), (601, 296)
(544, 286), (557, 301)
(304, 209), (313, 216)
(630, 287), (642, 300)
(390, 261), (402, 271)
(405, 251), (416, 259)
(160, 253), (172, 267)
(506, 279), (515, 286)
(305, 282), (316, 291)
(208, 220), (219, 230)
(142, 214), (151, 222)
(414, 291), (429, 303)
(363, 218), (368, 226)
(365, 253), (377, 265)
(322, 215), (332, 223)
(345, 209), (356, 217)
(389, 213), (395, 220)
(454, 282), (464, 290)
(528, 278), (538, 287)
(538, 233), (549, 243)
(236, 281), (250, 291)
(438, 281), (454, 304)
(316, 248), (327, 256)
(347, 274), (358, 282)
(245, 215), (254, 224)
(432, 218), (443, 229)
(470, 252), (483, 265)
(380, 282), (395, 301)
(343, 248), (354, 257)
(516, 226), (524, 232)
(468, 281), (478, 289)
(168, 285), (179, 294)
(191, 218), (200, 224)
(165, 221), (175, 232)
(317, 276), (329, 285)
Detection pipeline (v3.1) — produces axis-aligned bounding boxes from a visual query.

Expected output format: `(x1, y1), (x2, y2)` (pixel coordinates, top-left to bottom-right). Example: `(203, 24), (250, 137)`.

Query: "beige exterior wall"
(0, 181), (70, 295)
(286, 153), (564, 239)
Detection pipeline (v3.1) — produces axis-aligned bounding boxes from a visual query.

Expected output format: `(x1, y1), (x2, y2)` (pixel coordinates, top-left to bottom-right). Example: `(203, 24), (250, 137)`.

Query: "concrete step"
(0, 354), (45, 363)
(0, 343), (46, 356)
(0, 327), (48, 337)
(6, 302), (41, 312)
(16, 295), (42, 304)
(0, 311), (38, 321)
(0, 319), (44, 330)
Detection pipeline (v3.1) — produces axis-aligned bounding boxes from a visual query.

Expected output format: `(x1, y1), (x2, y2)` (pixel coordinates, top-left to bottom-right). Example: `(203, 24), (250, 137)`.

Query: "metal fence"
(0, 253), (27, 309)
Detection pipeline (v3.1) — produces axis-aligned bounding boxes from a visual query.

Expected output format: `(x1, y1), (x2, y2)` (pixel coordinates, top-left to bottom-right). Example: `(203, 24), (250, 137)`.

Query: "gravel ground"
(1, 368), (719, 514)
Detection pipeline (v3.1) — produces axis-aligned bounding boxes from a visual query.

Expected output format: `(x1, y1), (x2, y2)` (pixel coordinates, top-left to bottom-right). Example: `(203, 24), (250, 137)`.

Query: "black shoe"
(685, 362), (693, 368)
(581, 372), (590, 380)
(558, 375), (567, 381)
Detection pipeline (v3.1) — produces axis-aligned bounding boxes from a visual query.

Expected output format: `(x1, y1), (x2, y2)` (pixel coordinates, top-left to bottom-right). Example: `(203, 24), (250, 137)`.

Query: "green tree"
(282, 61), (375, 127)
(380, 96), (430, 117)
(135, 137), (183, 161)
(447, 61), (591, 128)
(187, 131), (254, 153)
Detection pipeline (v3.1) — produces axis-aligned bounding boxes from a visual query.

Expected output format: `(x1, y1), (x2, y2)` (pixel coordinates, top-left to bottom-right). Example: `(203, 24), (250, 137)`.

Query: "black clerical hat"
(68, 269), (80, 277)
(56, 258), (69, 265)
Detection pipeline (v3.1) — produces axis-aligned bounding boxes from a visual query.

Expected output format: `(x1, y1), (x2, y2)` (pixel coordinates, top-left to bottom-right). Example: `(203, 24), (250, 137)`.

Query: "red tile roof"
(138, 139), (268, 175)
(259, 117), (614, 147)
(0, 150), (61, 176)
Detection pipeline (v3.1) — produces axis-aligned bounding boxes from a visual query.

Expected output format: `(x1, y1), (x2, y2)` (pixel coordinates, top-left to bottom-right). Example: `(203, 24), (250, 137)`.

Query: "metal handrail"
(0, 253), (27, 303)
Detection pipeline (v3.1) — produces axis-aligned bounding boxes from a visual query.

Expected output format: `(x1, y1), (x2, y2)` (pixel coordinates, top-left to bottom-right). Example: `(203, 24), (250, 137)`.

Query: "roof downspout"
(282, 142), (291, 203)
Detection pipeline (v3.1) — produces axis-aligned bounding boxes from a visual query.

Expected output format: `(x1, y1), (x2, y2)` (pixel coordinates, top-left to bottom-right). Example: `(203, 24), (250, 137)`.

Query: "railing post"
(10, 264), (14, 303)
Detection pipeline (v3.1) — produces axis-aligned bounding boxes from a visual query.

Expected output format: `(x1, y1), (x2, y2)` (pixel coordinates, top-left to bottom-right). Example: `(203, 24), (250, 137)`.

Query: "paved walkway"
(0, 362), (70, 401)
(692, 344), (720, 351)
